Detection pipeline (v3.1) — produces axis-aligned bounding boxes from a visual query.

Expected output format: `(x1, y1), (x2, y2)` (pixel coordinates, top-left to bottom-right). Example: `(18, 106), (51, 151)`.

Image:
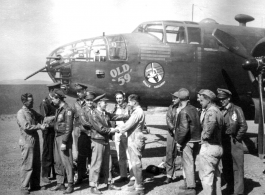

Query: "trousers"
(54, 135), (74, 184)
(89, 140), (112, 187)
(222, 137), (244, 194)
(128, 136), (145, 191)
(77, 132), (92, 179)
(19, 132), (40, 190)
(182, 142), (200, 188)
(199, 143), (223, 195)
(41, 128), (55, 178)
(114, 132), (132, 178)
(165, 132), (181, 178)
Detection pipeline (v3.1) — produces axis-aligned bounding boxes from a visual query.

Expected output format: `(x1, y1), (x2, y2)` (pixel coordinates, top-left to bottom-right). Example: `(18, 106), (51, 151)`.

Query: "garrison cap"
(115, 90), (125, 97)
(177, 88), (190, 100)
(200, 89), (216, 100)
(46, 82), (61, 89)
(75, 83), (88, 91)
(217, 88), (232, 99)
(85, 91), (96, 100)
(93, 93), (109, 103)
(52, 88), (66, 99)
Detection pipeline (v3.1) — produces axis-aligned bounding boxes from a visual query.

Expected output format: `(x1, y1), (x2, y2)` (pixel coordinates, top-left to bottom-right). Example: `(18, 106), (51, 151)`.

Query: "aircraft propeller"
(213, 28), (265, 158)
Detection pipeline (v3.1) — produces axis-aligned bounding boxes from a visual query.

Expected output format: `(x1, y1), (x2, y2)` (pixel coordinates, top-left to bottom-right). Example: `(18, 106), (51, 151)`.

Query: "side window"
(90, 39), (107, 62)
(187, 27), (201, 44)
(144, 24), (163, 41)
(166, 26), (186, 43)
(107, 35), (127, 60)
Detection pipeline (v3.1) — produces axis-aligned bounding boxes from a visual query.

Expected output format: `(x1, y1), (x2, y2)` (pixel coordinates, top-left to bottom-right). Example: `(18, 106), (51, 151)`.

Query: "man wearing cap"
(164, 91), (180, 184)
(175, 88), (201, 195)
(50, 89), (74, 194)
(115, 94), (146, 195)
(72, 83), (88, 183)
(17, 93), (48, 195)
(217, 88), (247, 195)
(88, 94), (128, 194)
(39, 82), (60, 184)
(198, 89), (224, 195)
(74, 90), (96, 185)
(111, 91), (133, 184)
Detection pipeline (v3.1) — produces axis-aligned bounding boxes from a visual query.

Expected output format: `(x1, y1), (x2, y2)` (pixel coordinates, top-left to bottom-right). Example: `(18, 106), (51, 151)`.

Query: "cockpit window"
(135, 23), (163, 41)
(187, 27), (201, 44)
(166, 26), (186, 43)
(106, 35), (127, 60)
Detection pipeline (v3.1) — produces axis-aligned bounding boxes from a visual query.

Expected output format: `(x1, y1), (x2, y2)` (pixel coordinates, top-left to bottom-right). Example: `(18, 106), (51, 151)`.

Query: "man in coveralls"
(164, 91), (180, 184)
(112, 91), (133, 184)
(17, 93), (48, 195)
(198, 89), (224, 195)
(89, 94), (127, 194)
(115, 94), (146, 195)
(75, 90), (96, 185)
(39, 82), (60, 183)
(50, 89), (74, 194)
(217, 88), (247, 195)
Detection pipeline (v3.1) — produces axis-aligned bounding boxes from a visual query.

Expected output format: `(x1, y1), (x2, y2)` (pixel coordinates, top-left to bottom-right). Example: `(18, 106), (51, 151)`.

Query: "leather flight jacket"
(89, 109), (129, 142)
(222, 103), (248, 141)
(54, 103), (74, 144)
(79, 106), (94, 135)
(175, 103), (201, 146)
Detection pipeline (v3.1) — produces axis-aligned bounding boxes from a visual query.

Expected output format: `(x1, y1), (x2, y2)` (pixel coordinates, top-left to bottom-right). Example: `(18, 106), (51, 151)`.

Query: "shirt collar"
(225, 103), (231, 110)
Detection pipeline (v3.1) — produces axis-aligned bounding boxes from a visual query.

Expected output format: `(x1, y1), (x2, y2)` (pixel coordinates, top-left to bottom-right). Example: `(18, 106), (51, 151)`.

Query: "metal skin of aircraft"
(25, 14), (265, 157)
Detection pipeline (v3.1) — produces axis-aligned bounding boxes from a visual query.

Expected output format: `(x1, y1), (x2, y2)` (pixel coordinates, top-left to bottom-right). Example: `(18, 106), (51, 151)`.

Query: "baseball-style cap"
(170, 91), (179, 98)
(217, 88), (232, 99)
(200, 89), (216, 100)
(177, 88), (190, 100)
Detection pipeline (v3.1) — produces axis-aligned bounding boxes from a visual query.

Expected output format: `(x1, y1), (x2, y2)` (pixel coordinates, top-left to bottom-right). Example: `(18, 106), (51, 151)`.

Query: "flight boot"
(90, 187), (102, 194)
(63, 183), (74, 194)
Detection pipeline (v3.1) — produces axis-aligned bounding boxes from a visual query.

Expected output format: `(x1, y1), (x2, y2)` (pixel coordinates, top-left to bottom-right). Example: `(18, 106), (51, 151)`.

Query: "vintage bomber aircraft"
(25, 14), (265, 157)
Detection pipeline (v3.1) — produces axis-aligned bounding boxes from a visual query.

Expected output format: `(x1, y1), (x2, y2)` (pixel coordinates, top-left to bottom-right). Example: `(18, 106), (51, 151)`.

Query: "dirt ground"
(1, 108), (265, 195)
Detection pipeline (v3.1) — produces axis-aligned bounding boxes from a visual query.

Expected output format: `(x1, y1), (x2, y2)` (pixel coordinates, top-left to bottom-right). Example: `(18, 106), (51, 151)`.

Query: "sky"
(0, 0), (265, 82)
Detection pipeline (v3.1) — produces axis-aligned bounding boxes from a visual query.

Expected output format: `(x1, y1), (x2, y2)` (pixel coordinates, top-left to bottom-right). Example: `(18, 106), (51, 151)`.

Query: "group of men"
(17, 82), (146, 195)
(165, 88), (247, 195)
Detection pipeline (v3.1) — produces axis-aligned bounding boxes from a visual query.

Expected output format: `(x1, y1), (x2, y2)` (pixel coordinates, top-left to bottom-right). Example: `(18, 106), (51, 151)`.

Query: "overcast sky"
(0, 0), (264, 82)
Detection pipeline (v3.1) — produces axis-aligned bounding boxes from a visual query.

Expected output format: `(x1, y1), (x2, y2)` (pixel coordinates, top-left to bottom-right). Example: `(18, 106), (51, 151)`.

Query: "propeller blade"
(257, 73), (265, 158)
(212, 28), (249, 59)
(24, 66), (46, 80)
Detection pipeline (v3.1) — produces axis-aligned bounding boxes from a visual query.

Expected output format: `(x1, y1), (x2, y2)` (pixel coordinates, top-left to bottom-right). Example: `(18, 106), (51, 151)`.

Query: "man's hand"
(61, 143), (66, 151)
(40, 123), (48, 130)
(110, 128), (118, 134)
(176, 143), (182, 152)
